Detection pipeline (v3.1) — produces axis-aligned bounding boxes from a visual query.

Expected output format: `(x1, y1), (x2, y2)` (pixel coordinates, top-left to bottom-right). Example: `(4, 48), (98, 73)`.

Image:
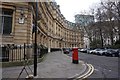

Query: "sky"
(55, 0), (101, 22)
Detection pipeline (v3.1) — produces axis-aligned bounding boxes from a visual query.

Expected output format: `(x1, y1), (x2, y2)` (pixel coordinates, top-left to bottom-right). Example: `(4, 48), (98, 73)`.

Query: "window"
(0, 9), (13, 35)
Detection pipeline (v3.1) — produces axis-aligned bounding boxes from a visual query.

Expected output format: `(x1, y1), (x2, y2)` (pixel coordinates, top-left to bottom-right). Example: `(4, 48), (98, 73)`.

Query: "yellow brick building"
(0, 2), (84, 48)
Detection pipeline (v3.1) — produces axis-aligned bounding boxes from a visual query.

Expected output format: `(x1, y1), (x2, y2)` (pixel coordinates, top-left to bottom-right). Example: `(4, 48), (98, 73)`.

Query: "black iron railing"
(0, 44), (48, 62)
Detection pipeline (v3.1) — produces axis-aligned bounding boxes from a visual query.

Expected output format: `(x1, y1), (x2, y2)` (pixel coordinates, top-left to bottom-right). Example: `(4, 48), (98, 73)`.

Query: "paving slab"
(2, 51), (87, 78)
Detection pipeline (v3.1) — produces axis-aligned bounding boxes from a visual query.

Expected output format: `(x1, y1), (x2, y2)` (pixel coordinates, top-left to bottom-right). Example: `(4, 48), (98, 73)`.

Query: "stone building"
(0, 2), (84, 48)
(0, 2), (32, 45)
(75, 14), (94, 48)
(75, 14), (94, 26)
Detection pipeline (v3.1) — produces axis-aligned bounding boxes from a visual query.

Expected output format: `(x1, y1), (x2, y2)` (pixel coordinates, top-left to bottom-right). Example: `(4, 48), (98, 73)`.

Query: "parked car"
(87, 49), (95, 54)
(112, 49), (120, 57)
(85, 48), (91, 53)
(78, 49), (81, 52)
(95, 49), (107, 55)
(114, 49), (120, 57)
(69, 48), (72, 51)
(93, 49), (101, 55)
(80, 48), (87, 53)
(87, 49), (94, 54)
(63, 48), (70, 54)
(89, 49), (100, 54)
(105, 49), (119, 57)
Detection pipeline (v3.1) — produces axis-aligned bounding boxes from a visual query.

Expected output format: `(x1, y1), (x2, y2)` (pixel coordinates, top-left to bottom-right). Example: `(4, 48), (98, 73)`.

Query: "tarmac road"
(67, 51), (119, 79)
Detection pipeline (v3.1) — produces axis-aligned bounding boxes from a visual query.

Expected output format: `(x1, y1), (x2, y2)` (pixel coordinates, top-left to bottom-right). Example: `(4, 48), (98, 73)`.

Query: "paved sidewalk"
(2, 51), (87, 78)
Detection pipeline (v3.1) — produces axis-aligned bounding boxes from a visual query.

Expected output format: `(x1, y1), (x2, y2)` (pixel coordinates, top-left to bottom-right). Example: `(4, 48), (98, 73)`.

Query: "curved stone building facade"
(0, 2), (84, 48)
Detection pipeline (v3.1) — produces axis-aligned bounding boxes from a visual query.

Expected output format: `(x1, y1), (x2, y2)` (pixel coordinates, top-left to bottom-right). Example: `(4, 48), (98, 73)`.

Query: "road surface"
(67, 52), (119, 79)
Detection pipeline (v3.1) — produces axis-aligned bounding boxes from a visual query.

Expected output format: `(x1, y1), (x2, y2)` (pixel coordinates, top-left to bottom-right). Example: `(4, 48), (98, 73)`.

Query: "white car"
(80, 48), (87, 53)
(89, 49), (98, 54)
(89, 49), (107, 55)
(95, 49), (107, 55)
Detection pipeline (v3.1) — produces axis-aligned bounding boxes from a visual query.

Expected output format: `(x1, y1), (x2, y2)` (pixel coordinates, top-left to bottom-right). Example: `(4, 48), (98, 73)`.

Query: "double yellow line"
(62, 52), (94, 79)
(77, 64), (94, 79)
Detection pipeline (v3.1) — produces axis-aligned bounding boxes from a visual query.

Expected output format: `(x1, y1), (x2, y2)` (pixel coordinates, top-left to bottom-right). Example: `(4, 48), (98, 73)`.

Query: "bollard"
(48, 48), (51, 52)
(72, 47), (79, 64)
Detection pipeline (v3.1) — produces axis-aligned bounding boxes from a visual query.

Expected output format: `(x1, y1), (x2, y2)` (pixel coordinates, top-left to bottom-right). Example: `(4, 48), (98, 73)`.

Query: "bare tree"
(112, 1), (120, 41)
(101, 1), (120, 45)
(76, 0), (120, 48)
(95, 8), (104, 47)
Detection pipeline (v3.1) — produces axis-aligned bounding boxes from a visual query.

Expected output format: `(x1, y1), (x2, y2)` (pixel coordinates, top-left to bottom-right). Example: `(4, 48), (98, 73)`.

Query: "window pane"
(0, 16), (2, 33)
(3, 10), (12, 16)
(3, 16), (12, 34)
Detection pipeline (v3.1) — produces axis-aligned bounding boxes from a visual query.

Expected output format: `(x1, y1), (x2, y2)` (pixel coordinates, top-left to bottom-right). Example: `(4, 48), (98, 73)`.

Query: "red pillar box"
(72, 47), (79, 64)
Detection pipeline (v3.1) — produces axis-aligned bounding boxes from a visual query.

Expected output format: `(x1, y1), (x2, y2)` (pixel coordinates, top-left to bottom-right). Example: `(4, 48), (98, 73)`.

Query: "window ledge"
(2, 34), (13, 38)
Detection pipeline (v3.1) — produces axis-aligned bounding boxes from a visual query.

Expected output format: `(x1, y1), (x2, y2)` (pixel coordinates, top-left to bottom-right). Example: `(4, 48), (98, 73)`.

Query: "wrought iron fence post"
(24, 43), (26, 60)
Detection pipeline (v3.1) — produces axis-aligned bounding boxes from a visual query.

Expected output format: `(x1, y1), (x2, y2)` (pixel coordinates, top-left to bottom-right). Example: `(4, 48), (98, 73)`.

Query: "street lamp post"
(34, 2), (38, 77)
